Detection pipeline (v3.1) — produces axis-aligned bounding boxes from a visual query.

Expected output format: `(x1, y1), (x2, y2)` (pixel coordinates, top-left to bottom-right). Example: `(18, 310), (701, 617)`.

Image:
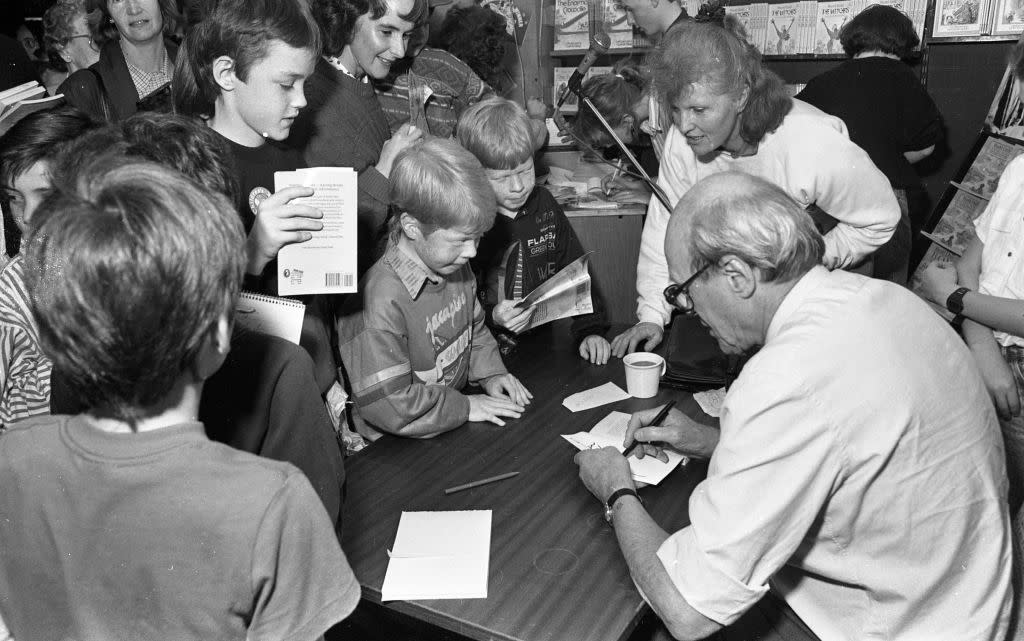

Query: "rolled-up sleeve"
(656, 371), (841, 625)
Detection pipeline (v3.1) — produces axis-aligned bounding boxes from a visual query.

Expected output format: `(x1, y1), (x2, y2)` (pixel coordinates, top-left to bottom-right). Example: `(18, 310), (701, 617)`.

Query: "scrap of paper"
(563, 411), (687, 485)
(382, 510), (491, 602)
(562, 381), (630, 412)
(692, 387), (727, 418)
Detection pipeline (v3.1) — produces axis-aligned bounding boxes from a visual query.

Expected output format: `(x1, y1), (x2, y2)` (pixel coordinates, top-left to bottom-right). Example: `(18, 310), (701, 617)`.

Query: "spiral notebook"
(234, 291), (305, 345)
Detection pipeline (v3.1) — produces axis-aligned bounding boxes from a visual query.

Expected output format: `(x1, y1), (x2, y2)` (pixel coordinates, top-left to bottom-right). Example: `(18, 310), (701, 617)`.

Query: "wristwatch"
(604, 488), (641, 525)
(946, 286), (971, 315)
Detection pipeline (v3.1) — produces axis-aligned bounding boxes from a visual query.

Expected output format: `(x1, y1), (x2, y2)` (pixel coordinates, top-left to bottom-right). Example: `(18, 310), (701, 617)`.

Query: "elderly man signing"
(575, 172), (1012, 641)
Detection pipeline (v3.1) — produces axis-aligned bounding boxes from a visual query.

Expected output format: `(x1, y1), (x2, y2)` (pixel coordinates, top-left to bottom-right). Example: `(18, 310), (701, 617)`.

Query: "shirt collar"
(384, 240), (442, 299)
(323, 55), (369, 83)
(765, 265), (828, 342)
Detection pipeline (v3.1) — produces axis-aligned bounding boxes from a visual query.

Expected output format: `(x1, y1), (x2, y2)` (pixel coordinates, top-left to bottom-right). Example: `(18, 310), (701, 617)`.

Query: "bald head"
(665, 172), (824, 283)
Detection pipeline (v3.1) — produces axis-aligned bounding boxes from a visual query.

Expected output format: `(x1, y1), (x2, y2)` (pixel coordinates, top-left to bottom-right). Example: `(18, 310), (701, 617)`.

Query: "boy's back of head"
(25, 155), (245, 425)
(456, 96), (534, 170)
(50, 112), (238, 204)
(389, 137), (496, 240)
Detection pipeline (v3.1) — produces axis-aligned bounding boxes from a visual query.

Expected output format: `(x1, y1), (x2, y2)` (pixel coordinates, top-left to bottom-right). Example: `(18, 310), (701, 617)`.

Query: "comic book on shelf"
(990, 0), (1024, 33)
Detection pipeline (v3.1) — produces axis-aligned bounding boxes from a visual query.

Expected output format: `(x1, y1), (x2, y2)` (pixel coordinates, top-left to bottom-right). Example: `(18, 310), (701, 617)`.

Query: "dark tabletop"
(341, 326), (717, 641)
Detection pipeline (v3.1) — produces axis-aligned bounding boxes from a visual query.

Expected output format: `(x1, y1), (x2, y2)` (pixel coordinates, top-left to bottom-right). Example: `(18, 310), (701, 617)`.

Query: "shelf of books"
(928, 0), (1024, 39)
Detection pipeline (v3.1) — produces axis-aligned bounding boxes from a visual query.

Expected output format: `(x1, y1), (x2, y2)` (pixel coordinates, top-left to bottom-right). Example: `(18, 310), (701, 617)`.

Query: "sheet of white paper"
(692, 387), (727, 418)
(562, 411), (687, 485)
(382, 510), (491, 602)
(562, 381), (630, 412)
(275, 167), (358, 295)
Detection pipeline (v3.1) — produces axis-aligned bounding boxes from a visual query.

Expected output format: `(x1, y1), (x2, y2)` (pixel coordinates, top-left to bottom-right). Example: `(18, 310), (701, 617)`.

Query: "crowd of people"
(0, 0), (1021, 639)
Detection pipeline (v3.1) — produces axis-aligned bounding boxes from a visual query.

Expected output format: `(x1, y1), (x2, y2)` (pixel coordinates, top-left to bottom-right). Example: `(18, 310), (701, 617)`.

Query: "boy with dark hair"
(338, 137), (531, 440)
(0, 156), (359, 639)
(457, 97), (611, 364)
(0, 106), (99, 428)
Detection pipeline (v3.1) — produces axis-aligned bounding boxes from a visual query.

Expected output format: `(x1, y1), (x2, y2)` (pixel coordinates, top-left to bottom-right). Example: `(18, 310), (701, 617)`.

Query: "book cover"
(990, 0), (1024, 33)
(747, 2), (770, 51)
(814, 0), (853, 54)
(797, 0), (817, 53)
(553, 66), (579, 113)
(553, 0), (591, 50)
(766, 1), (801, 55)
(602, 0), (634, 48)
(932, 0), (987, 35)
(725, 4), (753, 40)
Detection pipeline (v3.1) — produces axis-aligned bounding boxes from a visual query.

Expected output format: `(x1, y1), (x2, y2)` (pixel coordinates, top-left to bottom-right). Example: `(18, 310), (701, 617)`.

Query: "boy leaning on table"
(337, 137), (532, 441)
(0, 156), (359, 640)
(457, 97), (612, 365)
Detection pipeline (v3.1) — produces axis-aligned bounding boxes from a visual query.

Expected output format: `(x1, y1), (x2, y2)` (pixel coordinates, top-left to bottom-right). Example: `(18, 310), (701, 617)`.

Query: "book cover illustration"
(766, 2), (800, 55)
(814, 1), (853, 53)
(932, 0), (986, 35)
(553, 0), (591, 50)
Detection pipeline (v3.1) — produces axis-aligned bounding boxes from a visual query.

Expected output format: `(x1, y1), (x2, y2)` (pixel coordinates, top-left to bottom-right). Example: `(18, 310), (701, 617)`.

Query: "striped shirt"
(0, 257), (51, 430)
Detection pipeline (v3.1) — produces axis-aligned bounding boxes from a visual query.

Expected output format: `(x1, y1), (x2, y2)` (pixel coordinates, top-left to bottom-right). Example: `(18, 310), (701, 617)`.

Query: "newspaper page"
(929, 188), (988, 252)
(274, 167), (358, 296)
(957, 136), (1024, 198)
(514, 253), (594, 330)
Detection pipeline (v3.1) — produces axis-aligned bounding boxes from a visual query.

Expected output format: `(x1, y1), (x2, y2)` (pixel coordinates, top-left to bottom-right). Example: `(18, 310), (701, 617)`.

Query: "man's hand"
(579, 334), (611, 365)
(919, 261), (960, 306)
(493, 300), (535, 334)
(624, 407), (719, 461)
(611, 322), (664, 358)
(971, 342), (1021, 419)
(574, 446), (635, 503)
(245, 186), (323, 276)
(467, 394), (526, 426)
(481, 373), (533, 407)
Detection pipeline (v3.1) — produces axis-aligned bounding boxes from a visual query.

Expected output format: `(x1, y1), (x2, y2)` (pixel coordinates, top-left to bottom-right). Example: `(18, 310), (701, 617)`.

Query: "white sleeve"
(785, 126), (899, 269)
(656, 369), (841, 625)
(636, 129), (692, 326)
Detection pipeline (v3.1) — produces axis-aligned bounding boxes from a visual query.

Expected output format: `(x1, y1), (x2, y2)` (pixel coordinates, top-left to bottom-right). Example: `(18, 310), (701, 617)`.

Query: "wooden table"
(341, 327), (717, 641)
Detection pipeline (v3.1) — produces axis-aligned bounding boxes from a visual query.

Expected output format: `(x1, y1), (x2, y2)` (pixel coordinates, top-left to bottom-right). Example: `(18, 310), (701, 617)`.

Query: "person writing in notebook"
(576, 172), (1011, 641)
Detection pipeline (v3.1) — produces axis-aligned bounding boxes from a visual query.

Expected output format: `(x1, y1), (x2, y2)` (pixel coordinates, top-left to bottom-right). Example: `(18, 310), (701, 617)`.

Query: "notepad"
(382, 510), (491, 602)
(562, 411), (688, 485)
(234, 291), (305, 344)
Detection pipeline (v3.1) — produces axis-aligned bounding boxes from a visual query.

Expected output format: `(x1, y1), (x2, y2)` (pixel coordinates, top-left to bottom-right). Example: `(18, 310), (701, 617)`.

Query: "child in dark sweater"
(457, 97), (611, 364)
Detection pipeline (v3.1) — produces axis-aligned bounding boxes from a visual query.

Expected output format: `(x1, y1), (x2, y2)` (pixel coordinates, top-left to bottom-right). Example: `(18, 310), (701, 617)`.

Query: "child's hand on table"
(493, 300), (535, 334)
(578, 335), (611, 365)
(482, 373), (533, 407)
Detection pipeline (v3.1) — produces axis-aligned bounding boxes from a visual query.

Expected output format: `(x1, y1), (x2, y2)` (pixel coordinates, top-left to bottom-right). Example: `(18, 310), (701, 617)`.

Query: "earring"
(261, 131), (270, 138)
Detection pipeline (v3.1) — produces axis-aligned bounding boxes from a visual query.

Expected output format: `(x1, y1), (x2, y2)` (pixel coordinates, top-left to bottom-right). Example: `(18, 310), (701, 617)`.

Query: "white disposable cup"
(623, 352), (666, 398)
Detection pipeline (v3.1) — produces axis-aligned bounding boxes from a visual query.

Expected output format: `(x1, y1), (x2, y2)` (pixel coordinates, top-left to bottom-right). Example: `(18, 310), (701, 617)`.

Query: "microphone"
(556, 32), (610, 110)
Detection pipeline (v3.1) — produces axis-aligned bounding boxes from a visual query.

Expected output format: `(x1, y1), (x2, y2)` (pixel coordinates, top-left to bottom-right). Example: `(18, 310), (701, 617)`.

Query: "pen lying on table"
(622, 400), (676, 458)
(444, 471), (520, 495)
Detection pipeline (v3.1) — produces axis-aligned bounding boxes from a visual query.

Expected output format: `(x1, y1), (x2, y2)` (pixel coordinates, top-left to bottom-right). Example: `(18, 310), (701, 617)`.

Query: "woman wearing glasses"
(43, 0), (101, 77)
(610, 20), (900, 357)
(57, 0), (181, 122)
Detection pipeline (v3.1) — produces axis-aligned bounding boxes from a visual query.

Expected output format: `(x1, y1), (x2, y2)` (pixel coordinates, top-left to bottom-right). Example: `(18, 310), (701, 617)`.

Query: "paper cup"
(623, 352), (666, 398)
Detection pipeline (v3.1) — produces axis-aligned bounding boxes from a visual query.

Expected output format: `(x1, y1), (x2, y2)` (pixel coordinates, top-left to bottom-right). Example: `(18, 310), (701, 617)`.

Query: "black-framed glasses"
(663, 263), (711, 314)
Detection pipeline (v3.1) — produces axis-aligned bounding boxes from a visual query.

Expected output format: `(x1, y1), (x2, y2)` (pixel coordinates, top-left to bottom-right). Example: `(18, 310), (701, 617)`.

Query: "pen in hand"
(604, 159), (624, 196)
(622, 400), (676, 459)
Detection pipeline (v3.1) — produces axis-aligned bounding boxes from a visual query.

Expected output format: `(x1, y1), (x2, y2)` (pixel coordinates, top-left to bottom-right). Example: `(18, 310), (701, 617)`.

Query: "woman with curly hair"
(430, 5), (517, 97)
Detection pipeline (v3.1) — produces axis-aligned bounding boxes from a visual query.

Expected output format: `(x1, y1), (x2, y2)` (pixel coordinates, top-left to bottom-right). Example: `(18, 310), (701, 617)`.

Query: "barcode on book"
(326, 273), (354, 288)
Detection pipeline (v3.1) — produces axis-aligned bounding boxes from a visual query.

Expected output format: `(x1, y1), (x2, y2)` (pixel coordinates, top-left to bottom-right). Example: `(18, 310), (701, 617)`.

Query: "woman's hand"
(376, 123), (424, 178)
(919, 261), (959, 306)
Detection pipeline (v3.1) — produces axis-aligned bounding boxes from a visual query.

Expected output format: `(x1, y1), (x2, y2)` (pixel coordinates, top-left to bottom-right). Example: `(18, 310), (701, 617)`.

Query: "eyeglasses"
(65, 34), (97, 50)
(663, 263), (711, 315)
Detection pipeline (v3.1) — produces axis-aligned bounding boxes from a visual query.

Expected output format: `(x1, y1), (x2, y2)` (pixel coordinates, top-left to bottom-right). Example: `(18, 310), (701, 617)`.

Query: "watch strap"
(606, 488), (640, 510)
(945, 287), (970, 315)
